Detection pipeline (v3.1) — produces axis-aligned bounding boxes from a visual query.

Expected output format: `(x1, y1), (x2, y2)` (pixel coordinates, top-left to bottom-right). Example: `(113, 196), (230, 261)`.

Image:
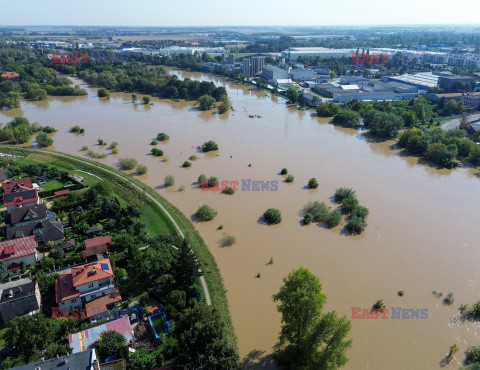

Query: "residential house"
(11, 348), (98, 370)
(69, 317), (132, 354)
(5, 203), (48, 227)
(60, 239), (76, 249)
(1, 71), (20, 82)
(0, 236), (37, 274)
(0, 278), (41, 323)
(81, 235), (111, 259)
(7, 220), (64, 243)
(55, 259), (120, 313)
(2, 177), (41, 212)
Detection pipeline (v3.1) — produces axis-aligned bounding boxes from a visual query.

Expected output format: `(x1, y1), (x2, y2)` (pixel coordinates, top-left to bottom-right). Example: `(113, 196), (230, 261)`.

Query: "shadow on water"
(241, 349), (277, 370)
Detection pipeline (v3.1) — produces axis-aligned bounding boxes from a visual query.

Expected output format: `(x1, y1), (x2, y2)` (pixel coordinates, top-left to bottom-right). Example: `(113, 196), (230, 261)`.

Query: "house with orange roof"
(1, 71), (20, 82)
(81, 235), (111, 259)
(2, 177), (41, 213)
(55, 258), (121, 314)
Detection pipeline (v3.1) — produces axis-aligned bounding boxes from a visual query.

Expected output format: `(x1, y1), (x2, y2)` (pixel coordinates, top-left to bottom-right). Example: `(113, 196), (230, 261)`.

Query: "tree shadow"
(241, 349), (277, 369)
(257, 215), (267, 225)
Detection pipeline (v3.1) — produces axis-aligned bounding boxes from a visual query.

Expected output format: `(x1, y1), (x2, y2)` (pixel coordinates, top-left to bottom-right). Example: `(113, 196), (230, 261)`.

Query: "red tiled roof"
(55, 273), (80, 303)
(2, 177), (33, 194)
(1, 71), (20, 79)
(56, 259), (114, 303)
(84, 288), (122, 318)
(0, 236), (36, 262)
(84, 235), (111, 249)
(3, 245), (15, 255)
(71, 259), (113, 287)
(54, 189), (70, 197)
(7, 262), (20, 271)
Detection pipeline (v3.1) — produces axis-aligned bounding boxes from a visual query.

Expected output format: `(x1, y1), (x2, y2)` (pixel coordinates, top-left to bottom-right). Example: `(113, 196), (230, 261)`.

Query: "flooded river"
(1, 71), (480, 369)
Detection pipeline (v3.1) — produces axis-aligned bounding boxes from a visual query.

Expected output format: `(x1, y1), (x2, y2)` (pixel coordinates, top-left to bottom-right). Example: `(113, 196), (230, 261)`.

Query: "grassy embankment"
(0, 145), (237, 349)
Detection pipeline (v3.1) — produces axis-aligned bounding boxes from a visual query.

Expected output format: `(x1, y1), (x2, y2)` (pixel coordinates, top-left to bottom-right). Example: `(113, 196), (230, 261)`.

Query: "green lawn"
(40, 179), (68, 191)
(140, 202), (177, 236)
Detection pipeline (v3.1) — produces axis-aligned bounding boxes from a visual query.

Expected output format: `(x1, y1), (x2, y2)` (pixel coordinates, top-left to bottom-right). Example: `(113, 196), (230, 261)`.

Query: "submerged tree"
(273, 267), (352, 369)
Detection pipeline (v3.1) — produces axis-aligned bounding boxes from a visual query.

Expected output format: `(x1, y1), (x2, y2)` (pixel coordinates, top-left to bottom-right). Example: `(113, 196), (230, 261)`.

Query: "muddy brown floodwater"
(2, 70), (480, 369)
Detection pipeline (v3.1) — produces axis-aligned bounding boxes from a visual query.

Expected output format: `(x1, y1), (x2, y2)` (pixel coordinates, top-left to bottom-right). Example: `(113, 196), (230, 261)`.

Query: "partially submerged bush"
(372, 299), (386, 311)
(137, 165), (147, 175)
(119, 158), (138, 170)
(151, 140), (158, 145)
(334, 187), (356, 203)
(308, 178), (318, 189)
(263, 208), (282, 224)
(351, 205), (369, 219)
(324, 210), (342, 228)
(189, 155), (198, 161)
(341, 196), (359, 214)
(280, 168), (288, 175)
(302, 201), (329, 223)
(182, 161), (192, 168)
(70, 125), (84, 134)
(151, 148), (164, 156)
(285, 174), (294, 183)
(157, 132), (169, 141)
(201, 140), (219, 152)
(196, 204), (217, 221)
(223, 186), (235, 195)
(345, 216), (367, 235)
(164, 175), (175, 187)
(222, 235), (236, 247)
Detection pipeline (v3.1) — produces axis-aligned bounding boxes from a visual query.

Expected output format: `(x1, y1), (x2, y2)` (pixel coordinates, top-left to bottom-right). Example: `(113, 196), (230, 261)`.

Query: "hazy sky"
(1, 0), (480, 26)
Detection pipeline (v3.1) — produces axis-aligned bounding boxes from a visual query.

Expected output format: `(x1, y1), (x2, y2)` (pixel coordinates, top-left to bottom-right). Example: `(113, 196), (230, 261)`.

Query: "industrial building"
(290, 69), (316, 81)
(313, 78), (420, 103)
(262, 65), (289, 84)
(438, 75), (476, 92)
(382, 73), (439, 90)
(242, 55), (265, 76)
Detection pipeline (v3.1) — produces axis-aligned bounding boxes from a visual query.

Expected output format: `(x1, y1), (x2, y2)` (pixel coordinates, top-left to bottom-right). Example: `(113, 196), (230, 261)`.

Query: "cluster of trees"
(273, 267), (352, 369)
(302, 201), (342, 228)
(0, 117), (56, 145)
(0, 49), (88, 109)
(76, 63), (228, 105)
(334, 188), (369, 234)
(327, 96), (471, 141)
(398, 127), (480, 168)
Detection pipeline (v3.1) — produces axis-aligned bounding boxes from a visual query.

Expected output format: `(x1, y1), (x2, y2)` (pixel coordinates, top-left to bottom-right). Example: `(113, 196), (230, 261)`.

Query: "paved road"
(29, 149), (212, 306)
(442, 113), (480, 131)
